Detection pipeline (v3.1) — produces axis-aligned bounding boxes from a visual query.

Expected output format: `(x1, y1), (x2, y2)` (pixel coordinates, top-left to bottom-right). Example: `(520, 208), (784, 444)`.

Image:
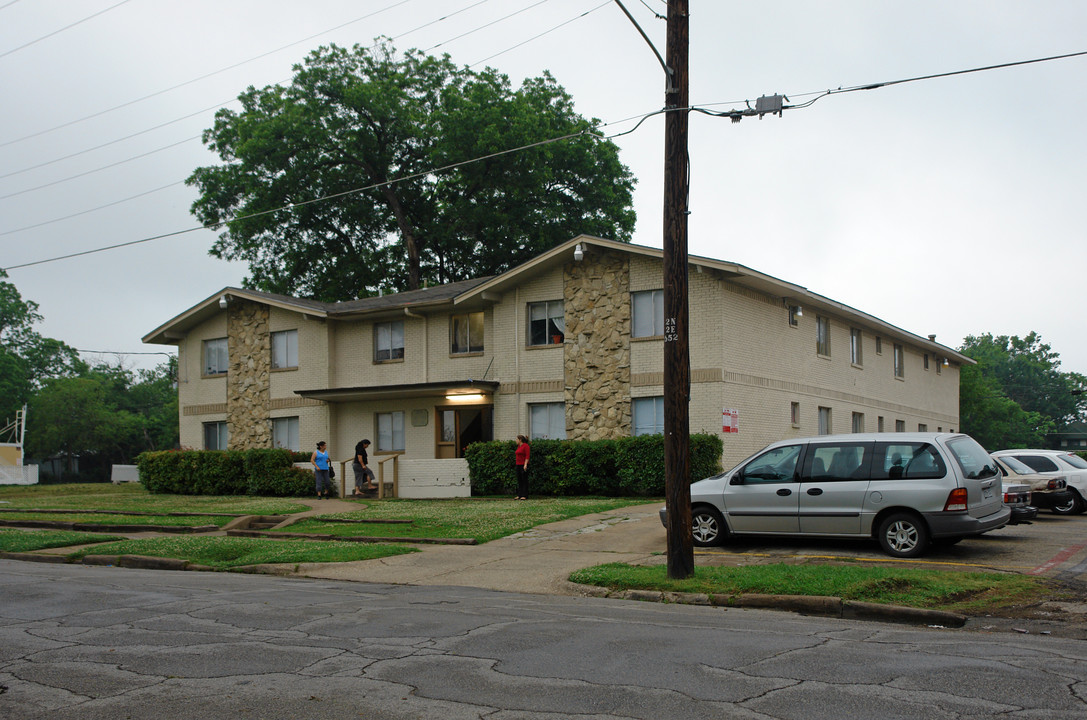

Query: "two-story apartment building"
(144, 235), (970, 492)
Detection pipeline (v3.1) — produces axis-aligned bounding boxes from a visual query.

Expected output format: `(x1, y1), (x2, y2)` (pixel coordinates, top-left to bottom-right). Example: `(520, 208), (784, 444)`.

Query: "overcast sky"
(2, 0), (1085, 376)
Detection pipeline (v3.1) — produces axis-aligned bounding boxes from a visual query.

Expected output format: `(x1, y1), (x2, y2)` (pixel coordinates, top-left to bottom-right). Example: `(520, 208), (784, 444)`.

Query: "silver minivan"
(661, 432), (1010, 558)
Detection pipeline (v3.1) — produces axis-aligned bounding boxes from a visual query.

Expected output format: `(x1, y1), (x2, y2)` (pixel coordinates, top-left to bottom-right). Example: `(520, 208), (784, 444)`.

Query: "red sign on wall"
(722, 408), (739, 434)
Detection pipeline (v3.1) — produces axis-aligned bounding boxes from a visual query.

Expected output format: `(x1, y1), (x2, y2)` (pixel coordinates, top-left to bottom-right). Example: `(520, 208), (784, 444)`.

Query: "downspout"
(404, 307), (427, 383)
(515, 285), (521, 436)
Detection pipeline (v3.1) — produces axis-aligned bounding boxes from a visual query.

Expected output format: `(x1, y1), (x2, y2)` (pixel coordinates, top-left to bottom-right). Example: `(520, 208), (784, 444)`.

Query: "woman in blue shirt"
(311, 441), (333, 499)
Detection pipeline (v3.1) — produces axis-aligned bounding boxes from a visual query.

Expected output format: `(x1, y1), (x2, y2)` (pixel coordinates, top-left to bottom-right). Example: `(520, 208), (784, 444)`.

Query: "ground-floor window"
(272, 416), (299, 451)
(529, 402), (566, 440)
(633, 396), (665, 436)
(204, 421), (228, 450)
(852, 412), (864, 433)
(377, 411), (406, 452)
(818, 407), (832, 435)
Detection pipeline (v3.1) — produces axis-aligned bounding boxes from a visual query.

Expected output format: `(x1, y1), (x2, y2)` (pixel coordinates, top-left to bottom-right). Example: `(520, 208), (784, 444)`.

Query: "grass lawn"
(0, 528), (126, 552)
(1, 512), (237, 527)
(63, 536), (417, 568)
(0, 482), (309, 515)
(279, 497), (655, 543)
(569, 562), (1054, 615)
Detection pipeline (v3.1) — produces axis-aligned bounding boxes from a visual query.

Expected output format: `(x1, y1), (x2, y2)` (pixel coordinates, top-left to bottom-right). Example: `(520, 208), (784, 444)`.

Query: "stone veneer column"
(226, 300), (271, 450)
(563, 249), (631, 440)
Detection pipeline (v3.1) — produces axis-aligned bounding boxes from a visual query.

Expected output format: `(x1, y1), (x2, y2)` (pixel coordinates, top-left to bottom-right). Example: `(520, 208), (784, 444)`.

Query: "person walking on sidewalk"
(311, 441), (333, 499)
(514, 434), (531, 500)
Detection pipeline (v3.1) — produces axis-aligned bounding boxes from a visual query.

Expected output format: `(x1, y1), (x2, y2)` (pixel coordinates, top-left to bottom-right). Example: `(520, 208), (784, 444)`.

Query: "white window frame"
(377, 411), (405, 452)
(633, 396), (665, 436)
(203, 338), (228, 376)
(271, 330), (298, 369)
(632, 290), (664, 338)
(203, 421), (228, 450)
(375, 320), (405, 362)
(529, 402), (566, 440)
(271, 417), (300, 451)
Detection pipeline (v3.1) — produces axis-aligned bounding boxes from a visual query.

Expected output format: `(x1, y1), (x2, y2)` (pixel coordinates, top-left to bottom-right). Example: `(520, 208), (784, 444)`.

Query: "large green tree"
(25, 359), (179, 476)
(188, 41), (636, 300)
(0, 269), (80, 424)
(958, 332), (1087, 450)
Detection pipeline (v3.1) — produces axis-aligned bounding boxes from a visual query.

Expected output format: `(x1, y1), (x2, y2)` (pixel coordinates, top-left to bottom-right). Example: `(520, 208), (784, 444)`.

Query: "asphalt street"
(2, 560), (1086, 719)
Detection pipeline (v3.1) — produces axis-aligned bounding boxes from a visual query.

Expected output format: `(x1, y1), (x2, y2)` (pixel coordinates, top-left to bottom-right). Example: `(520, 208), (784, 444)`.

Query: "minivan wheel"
(1051, 491), (1084, 515)
(877, 512), (930, 558)
(691, 506), (726, 547)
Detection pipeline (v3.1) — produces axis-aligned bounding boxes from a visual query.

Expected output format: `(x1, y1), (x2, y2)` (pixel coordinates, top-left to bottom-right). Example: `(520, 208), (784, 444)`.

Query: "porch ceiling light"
(446, 393), (485, 402)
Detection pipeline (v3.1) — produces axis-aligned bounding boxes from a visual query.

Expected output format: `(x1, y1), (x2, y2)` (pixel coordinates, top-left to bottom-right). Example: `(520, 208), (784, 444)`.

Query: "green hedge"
(465, 434), (724, 497)
(137, 448), (314, 497)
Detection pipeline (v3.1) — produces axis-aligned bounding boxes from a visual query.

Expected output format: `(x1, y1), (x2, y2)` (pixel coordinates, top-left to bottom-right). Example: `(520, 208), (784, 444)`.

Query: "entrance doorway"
(437, 406), (493, 458)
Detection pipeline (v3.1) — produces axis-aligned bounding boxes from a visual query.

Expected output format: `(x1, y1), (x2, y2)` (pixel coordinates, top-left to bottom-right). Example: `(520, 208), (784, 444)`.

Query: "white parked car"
(991, 449), (1087, 515)
(660, 432), (1010, 558)
(991, 454), (1072, 514)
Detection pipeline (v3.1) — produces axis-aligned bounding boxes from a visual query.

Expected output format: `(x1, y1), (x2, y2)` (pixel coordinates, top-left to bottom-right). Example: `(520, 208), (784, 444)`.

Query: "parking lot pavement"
(694, 512), (1087, 584)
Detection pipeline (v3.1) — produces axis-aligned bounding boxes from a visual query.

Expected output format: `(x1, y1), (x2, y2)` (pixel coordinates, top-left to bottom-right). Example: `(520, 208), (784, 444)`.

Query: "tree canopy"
(188, 41), (637, 300)
(0, 269), (80, 424)
(958, 332), (1087, 450)
(26, 359), (179, 478)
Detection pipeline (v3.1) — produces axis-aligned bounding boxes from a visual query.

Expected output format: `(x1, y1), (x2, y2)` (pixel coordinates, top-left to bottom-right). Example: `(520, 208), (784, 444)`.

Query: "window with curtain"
(271, 417), (299, 451)
(632, 290), (664, 338)
(529, 403), (566, 439)
(271, 330), (298, 369)
(377, 411), (405, 451)
(203, 421), (228, 450)
(633, 396), (665, 436)
(375, 321), (405, 361)
(528, 301), (564, 346)
(451, 312), (484, 354)
(203, 338), (228, 375)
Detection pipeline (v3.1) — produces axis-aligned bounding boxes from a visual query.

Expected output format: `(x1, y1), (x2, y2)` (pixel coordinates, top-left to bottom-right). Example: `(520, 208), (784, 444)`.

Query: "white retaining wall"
(110, 465), (141, 483)
(397, 459), (471, 499)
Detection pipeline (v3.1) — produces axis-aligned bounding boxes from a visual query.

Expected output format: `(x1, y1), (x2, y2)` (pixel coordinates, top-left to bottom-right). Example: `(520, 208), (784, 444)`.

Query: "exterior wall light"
(218, 295), (229, 309)
(573, 243), (584, 261)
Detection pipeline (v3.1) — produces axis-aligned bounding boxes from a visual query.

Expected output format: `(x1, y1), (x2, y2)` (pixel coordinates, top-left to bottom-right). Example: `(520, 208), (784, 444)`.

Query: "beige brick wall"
(170, 252), (962, 470)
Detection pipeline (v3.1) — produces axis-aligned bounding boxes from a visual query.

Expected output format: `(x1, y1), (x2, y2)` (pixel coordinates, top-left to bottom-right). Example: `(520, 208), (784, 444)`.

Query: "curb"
(576, 585), (967, 628)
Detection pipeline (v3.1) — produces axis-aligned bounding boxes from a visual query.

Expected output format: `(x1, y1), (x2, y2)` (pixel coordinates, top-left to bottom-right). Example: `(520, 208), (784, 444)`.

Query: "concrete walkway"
(290, 501), (666, 595)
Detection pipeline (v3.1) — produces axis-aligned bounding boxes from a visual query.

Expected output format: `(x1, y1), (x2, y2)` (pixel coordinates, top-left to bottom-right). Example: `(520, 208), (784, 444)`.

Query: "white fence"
(0, 464), (38, 485)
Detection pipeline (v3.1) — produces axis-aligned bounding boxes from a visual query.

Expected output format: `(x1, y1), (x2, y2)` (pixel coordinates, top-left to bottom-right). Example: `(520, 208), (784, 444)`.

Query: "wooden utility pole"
(663, 0), (693, 579)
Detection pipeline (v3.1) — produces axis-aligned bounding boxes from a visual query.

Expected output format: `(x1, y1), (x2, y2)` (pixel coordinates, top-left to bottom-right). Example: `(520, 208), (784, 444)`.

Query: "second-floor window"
(375, 320), (405, 361)
(816, 316), (831, 357)
(850, 328), (862, 365)
(204, 338), (228, 376)
(451, 312), (484, 355)
(894, 344), (905, 378)
(632, 290), (664, 338)
(271, 330), (298, 369)
(528, 301), (564, 346)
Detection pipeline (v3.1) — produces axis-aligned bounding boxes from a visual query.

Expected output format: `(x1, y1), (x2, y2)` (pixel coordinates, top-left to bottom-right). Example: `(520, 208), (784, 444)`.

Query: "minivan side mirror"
(730, 471), (745, 486)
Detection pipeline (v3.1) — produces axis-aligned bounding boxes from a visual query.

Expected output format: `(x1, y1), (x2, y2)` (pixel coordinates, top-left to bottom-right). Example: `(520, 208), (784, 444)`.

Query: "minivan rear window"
(947, 437), (999, 479)
(871, 442), (946, 480)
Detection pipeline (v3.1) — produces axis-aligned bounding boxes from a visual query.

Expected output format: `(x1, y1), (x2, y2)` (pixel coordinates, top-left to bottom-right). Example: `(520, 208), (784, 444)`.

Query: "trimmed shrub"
(467, 434), (723, 497)
(137, 447), (308, 496)
(247, 465), (315, 497)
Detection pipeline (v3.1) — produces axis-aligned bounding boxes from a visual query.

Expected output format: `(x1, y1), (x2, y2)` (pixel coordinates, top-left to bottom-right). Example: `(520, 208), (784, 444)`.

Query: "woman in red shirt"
(514, 434), (531, 500)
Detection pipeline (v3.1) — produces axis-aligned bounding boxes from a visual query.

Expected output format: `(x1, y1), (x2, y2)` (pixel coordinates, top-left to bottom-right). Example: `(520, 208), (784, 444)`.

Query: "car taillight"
(944, 487), (969, 512)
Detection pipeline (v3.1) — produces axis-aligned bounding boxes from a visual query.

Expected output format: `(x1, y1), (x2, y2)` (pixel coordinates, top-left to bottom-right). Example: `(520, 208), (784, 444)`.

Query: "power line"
(470, 0), (611, 67)
(0, 128), (591, 272)
(0, 0), (416, 149)
(0, 181), (182, 237)
(0, 0), (131, 60)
